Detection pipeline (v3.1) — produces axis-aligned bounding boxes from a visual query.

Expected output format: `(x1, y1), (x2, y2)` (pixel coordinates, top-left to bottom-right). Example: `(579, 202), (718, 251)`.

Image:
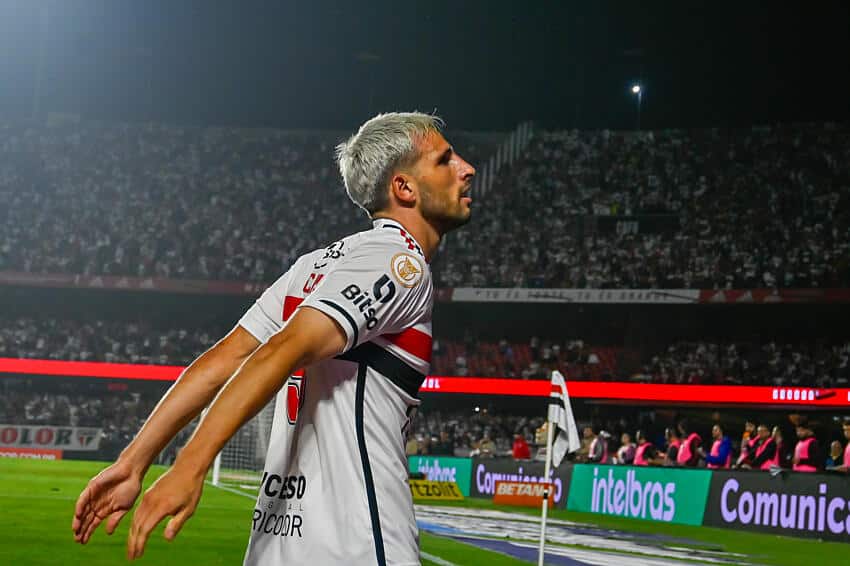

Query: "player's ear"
(390, 173), (417, 207)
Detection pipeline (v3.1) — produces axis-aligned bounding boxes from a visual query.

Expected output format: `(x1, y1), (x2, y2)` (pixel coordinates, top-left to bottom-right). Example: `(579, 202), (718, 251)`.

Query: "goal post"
(210, 396), (276, 488)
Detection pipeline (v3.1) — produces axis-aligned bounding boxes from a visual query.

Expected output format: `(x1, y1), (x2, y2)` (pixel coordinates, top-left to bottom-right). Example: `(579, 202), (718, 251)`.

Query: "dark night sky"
(1, 0), (848, 131)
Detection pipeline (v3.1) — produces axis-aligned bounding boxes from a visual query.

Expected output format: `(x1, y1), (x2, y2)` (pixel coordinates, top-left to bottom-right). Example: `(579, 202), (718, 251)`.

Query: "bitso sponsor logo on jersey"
(339, 273), (398, 330)
(391, 253), (423, 287)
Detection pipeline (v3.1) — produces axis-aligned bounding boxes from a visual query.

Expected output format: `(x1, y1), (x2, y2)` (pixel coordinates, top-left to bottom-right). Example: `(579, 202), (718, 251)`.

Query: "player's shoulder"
(354, 220), (430, 287)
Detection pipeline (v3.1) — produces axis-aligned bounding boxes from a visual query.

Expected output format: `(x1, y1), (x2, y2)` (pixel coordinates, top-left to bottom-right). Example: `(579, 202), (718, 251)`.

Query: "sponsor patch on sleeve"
(391, 253), (423, 288)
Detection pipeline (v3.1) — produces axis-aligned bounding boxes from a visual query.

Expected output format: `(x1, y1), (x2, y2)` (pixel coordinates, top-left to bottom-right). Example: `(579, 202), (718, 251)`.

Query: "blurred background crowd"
(2, 121), (848, 288)
(3, 316), (847, 388)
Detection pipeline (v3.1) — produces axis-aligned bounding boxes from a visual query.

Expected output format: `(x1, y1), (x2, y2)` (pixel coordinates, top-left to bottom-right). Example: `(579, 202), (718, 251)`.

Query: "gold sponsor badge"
(391, 253), (423, 288)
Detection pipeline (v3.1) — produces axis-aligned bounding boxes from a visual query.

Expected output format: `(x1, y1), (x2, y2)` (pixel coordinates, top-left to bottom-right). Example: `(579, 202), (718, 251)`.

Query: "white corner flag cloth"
(548, 370), (580, 467)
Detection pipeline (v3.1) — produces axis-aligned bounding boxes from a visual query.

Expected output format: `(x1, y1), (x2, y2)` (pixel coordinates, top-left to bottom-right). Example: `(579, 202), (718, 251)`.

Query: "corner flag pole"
(538, 370), (579, 566)
(537, 414), (555, 566)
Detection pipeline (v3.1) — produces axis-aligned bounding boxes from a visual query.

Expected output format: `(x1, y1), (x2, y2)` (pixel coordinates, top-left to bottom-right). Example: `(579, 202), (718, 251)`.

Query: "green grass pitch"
(0, 459), (527, 566)
(0, 458), (846, 565)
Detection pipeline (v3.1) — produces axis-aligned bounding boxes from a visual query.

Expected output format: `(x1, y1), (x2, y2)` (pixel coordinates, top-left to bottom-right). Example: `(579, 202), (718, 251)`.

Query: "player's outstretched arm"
(126, 306), (346, 560)
(72, 325), (260, 545)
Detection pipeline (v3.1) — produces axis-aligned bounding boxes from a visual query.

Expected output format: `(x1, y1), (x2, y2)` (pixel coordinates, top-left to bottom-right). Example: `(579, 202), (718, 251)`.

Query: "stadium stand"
(1, 120), (848, 288)
(2, 316), (848, 387)
(0, 387), (161, 460)
(434, 124), (850, 288)
(0, 317), (226, 365)
(0, 121), (496, 282)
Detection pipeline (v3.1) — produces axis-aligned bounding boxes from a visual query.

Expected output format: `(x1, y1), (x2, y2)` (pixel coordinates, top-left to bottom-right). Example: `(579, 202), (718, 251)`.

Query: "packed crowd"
(0, 121), (493, 283)
(631, 339), (850, 387)
(405, 408), (546, 459)
(0, 317), (226, 365)
(435, 123), (850, 288)
(2, 120), (848, 288)
(433, 336), (850, 387)
(0, 122), (363, 282)
(431, 336), (618, 380)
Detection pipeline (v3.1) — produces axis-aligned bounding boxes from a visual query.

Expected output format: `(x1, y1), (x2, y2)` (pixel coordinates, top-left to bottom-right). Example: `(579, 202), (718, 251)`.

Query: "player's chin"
(455, 207), (472, 226)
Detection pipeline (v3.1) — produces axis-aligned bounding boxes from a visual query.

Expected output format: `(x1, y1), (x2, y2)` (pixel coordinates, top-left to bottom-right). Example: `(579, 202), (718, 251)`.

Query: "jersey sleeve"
(299, 237), (431, 352)
(238, 268), (294, 343)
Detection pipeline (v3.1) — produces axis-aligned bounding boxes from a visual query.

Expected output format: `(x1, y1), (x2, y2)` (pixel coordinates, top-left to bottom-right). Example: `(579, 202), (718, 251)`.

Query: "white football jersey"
(238, 218), (433, 566)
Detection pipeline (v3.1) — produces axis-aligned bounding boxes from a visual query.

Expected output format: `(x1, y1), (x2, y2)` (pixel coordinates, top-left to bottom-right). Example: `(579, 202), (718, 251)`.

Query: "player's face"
(413, 131), (476, 233)
(843, 425), (850, 440)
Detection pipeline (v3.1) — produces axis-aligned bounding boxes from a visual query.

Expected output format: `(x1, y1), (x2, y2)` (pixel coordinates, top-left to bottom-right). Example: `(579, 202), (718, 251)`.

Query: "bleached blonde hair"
(336, 112), (444, 215)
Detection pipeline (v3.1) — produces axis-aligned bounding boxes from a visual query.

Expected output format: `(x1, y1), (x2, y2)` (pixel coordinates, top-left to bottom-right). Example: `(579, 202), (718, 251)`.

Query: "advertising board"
(408, 456), (473, 496)
(566, 464), (711, 526)
(704, 470), (850, 541)
(470, 458), (572, 506)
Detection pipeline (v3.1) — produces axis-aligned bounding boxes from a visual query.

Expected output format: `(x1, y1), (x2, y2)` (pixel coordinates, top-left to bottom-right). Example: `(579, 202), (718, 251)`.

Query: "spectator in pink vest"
(792, 418), (820, 473)
(633, 430), (664, 466)
(748, 425), (778, 470)
(664, 428), (681, 466)
(735, 420), (758, 467)
(588, 430), (610, 464)
(772, 426), (789, 468)
(676, 420), (702, 467)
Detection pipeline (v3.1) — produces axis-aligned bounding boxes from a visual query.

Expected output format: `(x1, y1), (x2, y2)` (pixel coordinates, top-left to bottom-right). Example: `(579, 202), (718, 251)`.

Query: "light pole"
(631, 84), (642, 130)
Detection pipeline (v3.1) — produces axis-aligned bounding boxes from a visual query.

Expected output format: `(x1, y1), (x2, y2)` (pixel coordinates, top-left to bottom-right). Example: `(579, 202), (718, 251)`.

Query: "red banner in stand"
(2, 358), (849, 407)
(0, 358), (183, 381)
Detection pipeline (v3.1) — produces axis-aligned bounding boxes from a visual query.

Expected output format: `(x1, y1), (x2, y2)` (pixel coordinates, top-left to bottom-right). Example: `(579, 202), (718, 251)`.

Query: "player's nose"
(459, 156), (475, 180)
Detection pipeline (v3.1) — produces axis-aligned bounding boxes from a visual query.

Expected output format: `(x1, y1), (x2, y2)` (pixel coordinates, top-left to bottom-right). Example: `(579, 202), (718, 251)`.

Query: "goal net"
(210, 397), (276, 489)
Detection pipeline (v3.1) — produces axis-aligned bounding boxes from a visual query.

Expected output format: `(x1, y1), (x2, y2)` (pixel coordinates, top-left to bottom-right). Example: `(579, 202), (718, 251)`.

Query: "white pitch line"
(420, 550), (458, 566)
(206, 481), (255, 499)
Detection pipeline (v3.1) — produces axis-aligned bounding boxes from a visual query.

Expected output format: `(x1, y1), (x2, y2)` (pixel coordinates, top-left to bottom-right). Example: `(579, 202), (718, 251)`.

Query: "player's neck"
(373, 212), (440, 263)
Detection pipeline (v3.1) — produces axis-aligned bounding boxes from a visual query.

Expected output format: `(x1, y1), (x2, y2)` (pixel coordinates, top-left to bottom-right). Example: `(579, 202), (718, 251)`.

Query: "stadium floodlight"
(631, 83), (643, 130)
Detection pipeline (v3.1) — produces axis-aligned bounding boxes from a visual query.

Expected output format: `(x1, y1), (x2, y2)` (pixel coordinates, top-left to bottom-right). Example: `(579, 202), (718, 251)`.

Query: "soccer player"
(71, 112), (475, 565)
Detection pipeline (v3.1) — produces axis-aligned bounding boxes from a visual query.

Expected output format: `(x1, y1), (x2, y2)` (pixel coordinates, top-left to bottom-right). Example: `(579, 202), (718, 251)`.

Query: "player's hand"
(73, 459), (143, 544)
(127, 464), (204, 560)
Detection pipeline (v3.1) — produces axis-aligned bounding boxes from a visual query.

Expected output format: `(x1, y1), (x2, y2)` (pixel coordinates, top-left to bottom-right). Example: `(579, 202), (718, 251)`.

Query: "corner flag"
(548, 370), (580, 467)
(538, 370), (581, 566)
